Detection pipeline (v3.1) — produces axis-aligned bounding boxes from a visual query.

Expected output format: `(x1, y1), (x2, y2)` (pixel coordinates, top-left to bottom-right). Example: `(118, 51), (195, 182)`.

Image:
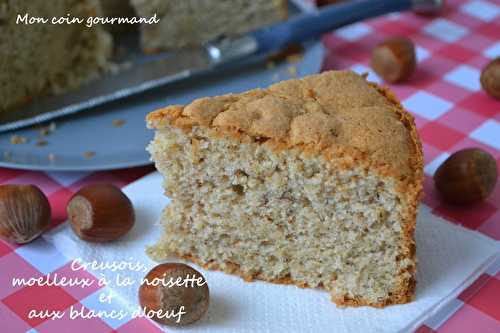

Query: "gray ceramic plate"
(0, 42), (324, 171)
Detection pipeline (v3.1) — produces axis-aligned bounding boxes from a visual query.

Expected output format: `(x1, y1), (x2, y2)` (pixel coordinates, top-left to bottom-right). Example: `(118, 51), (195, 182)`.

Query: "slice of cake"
(146, 71), (423, 307)
(129, 0), (287, 51)
(0, 0), (112, 113)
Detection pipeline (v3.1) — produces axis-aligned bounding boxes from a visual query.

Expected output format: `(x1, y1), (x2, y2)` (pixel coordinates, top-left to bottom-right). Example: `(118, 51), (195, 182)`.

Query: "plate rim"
(0, 41), (325, 172)
(0, 158), (153, 172)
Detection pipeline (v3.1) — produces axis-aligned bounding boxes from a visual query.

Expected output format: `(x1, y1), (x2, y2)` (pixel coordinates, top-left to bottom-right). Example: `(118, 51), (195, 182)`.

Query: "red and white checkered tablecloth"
(1, 0), (499, 332)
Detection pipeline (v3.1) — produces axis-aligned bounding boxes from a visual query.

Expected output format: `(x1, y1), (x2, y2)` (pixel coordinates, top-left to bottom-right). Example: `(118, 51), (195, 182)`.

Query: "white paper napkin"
(45, 172), (500, 333)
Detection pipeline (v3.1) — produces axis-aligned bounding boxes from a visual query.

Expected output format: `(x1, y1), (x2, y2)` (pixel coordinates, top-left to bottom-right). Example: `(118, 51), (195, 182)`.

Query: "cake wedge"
(146, 70), (423, 307)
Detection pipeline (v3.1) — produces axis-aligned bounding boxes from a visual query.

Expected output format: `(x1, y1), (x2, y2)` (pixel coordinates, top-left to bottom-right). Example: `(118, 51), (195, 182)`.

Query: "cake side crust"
(163, 251), (415, 308)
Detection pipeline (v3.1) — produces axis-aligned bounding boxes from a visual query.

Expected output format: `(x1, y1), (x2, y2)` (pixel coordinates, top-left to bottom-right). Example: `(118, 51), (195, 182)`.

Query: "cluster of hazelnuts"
(318, 0), (500, 99)
(0, 183), (209, 326)
(0, 184), (135, 246)
(370, 37), (500, 101)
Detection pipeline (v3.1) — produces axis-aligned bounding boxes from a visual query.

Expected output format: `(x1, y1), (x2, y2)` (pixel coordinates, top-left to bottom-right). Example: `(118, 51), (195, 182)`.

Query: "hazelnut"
(480, 58), (500, 100)
(139, 263), (209, 326)
(434, 148), (498, 204)
(67, 184), (134, 242)
(371, 37), (416, 83)
(0, 185), (51, 244)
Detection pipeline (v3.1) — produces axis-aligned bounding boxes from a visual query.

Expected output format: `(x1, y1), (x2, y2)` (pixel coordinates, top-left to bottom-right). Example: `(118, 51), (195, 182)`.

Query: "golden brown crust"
(147, 71), (422, 180)
(172, 252), (415, 308)
(147, 71), (423, 306)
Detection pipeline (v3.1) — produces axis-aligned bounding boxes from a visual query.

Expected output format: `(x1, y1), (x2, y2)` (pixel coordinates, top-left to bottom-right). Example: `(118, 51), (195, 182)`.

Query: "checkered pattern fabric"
(1, 0), (499, 332)
(0, 167), (162, 333)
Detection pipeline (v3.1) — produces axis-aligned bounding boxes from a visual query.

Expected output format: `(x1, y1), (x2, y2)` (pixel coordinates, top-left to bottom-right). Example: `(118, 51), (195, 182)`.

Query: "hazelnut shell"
(434, 148), (498, 204)
(371, 37), (416, 83)
(139, 263), (209, 326)
(67, 184), (134, 242)
(480, 58), (500, 100)
(0, 184), (51, 244)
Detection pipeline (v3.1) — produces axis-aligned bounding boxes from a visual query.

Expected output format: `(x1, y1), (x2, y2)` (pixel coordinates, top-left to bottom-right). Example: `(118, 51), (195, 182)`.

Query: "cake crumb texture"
(147, 71), (423, 307)
(130, 0), (287, 51)
(0, 0), (112, 113)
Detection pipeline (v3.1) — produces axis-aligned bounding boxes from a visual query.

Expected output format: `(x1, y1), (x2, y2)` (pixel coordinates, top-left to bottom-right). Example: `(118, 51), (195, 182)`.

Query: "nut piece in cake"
(146, 70), (423, 307)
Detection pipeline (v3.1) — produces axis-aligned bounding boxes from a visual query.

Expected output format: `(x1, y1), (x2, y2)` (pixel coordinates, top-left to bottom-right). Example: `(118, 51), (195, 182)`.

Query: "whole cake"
(1, 0), (286, 112)
(0, 0), (112, 113)
(146, 70), (424, 307)
(130, 0), (287, 51)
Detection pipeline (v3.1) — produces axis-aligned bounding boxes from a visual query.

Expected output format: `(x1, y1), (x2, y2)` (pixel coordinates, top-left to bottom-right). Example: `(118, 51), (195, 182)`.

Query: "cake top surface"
(147, 70), (422, 179)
